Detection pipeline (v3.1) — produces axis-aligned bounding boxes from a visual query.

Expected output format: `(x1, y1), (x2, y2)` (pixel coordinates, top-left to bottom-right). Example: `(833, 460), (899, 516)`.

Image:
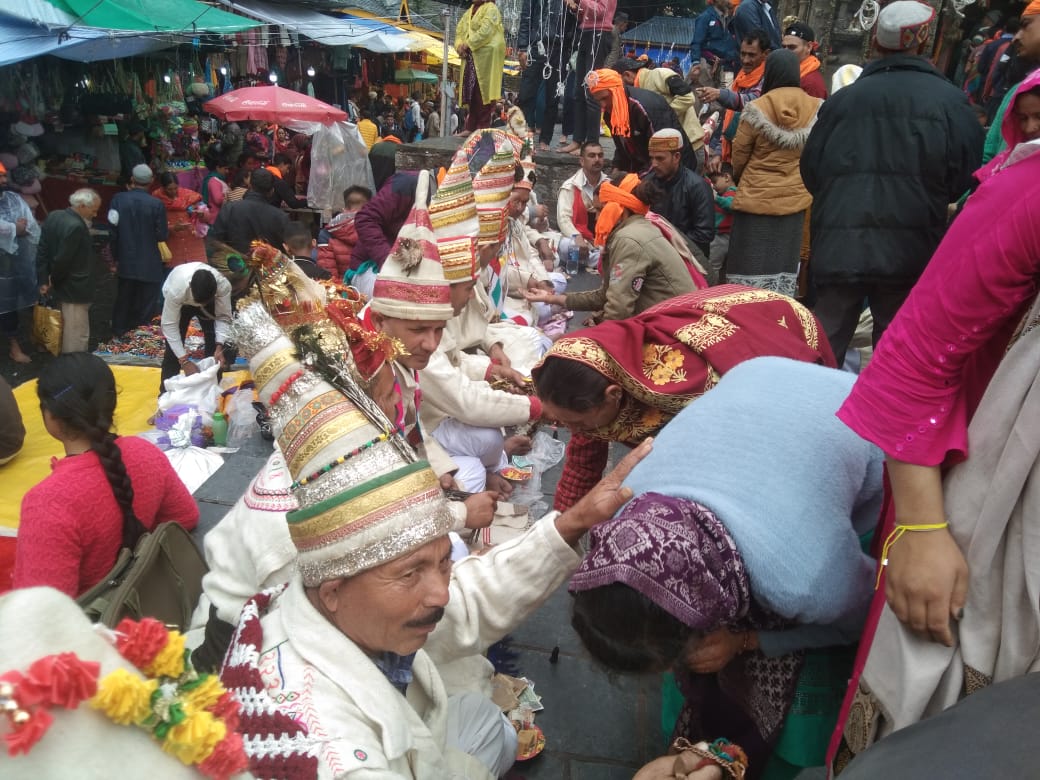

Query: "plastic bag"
(225, 386), (258, 446)
(148, 405), (206, 449)
(165, 446), (224, 494)
(157, 357), (220, 424)
(507, 430), (566, 518)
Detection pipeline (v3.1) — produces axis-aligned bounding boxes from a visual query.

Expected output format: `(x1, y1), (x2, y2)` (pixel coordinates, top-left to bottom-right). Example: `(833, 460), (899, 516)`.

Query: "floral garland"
(0, 617), (248, 780)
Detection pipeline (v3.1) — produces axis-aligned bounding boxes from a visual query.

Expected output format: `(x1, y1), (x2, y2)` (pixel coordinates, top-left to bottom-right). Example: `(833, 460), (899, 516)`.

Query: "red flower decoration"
(197, 731), (250, 780)
(114, 618), (169, 670)
(209, 691), (241, 734)
(4, 708), (54, 756)
(20, 653), (100, 708)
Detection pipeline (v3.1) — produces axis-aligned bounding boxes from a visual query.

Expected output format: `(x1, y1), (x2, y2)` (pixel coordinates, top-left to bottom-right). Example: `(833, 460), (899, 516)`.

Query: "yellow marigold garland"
(90, 668), (158, 725)
(88, 618), (247, 779)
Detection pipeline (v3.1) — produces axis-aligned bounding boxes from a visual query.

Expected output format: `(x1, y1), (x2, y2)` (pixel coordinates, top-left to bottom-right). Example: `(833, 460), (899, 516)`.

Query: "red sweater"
(14, 436), (199, 597)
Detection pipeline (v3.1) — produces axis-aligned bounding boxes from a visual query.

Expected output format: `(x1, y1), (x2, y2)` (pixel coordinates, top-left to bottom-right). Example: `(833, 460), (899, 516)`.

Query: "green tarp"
(394, 68), (438, 83)
(43, 0), (258, 32)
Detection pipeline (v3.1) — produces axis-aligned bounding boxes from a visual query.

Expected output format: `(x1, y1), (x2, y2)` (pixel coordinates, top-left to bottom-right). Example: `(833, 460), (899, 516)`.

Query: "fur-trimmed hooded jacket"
(731, 87), (822, 216)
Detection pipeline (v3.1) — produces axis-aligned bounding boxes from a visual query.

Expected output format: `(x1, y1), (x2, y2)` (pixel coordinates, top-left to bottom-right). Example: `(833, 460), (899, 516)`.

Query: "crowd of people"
(2, 0), (1040, 777)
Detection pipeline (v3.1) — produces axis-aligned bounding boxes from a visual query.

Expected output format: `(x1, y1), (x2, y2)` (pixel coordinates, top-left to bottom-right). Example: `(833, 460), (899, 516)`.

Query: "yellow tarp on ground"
(0, 366), (160, 530)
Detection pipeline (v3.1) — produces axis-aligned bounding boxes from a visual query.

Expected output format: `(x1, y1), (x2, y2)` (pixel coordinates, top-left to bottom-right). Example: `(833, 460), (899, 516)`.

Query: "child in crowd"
(707, 164), (736, 284)
(283, 222), (329, 281)
(316, 185), (372, 282)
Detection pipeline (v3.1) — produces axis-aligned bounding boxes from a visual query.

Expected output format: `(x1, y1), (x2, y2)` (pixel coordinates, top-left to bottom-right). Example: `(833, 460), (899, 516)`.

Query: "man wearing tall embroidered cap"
(221, 297), (652, 779)
(398, 138), (544, 494)
(801, 0), (984, 365)
(499, 154), (569, 329)
(430, 133), (549, 380)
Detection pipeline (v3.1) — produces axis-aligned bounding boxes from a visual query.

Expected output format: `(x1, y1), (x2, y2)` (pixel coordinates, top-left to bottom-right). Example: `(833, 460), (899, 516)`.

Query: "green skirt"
(661, 645), (856, 779)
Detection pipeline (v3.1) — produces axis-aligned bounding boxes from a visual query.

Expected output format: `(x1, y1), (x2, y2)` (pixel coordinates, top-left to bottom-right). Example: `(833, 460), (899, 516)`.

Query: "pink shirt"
(578, 0), (616, 31)
(837, 151), (1040, 467)
(14, 436), (199, 596)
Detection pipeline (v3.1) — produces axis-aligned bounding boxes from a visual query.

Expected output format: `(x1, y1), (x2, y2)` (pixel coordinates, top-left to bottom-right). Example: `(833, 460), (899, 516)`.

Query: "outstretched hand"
(554, 438), (652, 546)
(523, 288), (561, 306)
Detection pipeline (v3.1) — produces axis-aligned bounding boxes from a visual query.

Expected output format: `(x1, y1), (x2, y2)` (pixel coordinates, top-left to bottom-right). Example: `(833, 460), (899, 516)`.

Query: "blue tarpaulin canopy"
(0, 14), (174, 65)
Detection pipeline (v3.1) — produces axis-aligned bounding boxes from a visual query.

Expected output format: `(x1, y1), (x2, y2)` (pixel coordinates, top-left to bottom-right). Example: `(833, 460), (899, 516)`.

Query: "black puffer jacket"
(646, 167), (715, 255)
(801, 54), (984, 286)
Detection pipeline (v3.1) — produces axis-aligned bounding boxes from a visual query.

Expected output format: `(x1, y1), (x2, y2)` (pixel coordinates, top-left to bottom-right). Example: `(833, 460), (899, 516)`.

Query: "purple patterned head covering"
(569, 493), (751, 630)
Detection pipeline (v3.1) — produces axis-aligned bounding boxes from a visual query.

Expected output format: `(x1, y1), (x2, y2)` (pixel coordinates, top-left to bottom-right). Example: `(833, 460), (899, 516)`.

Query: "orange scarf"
(721, 60), (766, 160)
(594, 174), (648, 248)
(586, 69), (630, 138)
(800, 56), (821, 79)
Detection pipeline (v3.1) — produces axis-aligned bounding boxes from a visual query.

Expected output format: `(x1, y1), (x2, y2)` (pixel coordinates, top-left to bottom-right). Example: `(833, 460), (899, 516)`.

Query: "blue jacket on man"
(731, 0), (781, 50)
(108, 187), (167, 284)
(689, 5), (739, 69)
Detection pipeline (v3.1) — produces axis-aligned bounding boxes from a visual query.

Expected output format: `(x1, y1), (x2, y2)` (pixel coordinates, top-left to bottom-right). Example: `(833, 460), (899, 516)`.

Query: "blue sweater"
(621, 357), (883, 656)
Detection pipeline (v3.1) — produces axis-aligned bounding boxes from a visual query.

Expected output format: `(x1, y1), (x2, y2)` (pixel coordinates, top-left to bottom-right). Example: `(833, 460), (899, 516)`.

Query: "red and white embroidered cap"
(874, 0), (935, 51)
(370, 169), (455, 321)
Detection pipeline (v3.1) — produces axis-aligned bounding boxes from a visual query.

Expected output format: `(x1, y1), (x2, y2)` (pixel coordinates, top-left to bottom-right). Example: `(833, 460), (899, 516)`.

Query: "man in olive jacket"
(36, 189), (100, 353)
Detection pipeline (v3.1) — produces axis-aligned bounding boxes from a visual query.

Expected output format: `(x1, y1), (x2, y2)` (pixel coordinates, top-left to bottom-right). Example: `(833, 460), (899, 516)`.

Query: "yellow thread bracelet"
(875, 522), (949, 589)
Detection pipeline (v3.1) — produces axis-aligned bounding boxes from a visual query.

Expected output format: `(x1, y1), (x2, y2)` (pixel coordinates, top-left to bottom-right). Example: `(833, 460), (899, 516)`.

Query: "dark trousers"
(561, 70), (577, 137)
(519, 45), (569, 145)
(572, 29), (612, 143)
(464, 75), (495, 132)
(811, 282), (915, 362)
(160, 304), (217, 395)
(112, 277), (161, 337)
(0, 309), (18, 339)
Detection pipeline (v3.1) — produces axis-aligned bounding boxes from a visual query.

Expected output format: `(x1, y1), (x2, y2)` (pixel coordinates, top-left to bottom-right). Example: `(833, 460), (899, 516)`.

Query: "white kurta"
(236, 515), (579, 778)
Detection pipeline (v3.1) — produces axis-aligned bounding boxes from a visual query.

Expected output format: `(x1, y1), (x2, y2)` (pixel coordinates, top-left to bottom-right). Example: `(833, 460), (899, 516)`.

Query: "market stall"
(203, 86), (372, 214)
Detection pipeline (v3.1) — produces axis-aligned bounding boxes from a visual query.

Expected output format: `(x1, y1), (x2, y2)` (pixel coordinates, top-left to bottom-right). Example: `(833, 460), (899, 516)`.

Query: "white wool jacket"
(231, 514), (580, 778)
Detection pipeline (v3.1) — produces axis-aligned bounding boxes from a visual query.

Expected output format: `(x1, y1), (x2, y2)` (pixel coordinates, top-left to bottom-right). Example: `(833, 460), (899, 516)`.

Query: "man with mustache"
(222, 282), (652, 778)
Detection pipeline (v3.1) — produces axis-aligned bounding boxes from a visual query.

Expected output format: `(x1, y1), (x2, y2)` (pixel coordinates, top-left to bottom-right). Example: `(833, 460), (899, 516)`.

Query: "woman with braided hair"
(13, 354), (198, 597)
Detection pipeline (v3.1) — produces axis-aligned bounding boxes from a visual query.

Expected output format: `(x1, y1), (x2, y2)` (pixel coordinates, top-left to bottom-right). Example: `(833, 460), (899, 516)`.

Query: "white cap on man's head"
(131, 164), (153, 185)
(874, 0), (935, 51)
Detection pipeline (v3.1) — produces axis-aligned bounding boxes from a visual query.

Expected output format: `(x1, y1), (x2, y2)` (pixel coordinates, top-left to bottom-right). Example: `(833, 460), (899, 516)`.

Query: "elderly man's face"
(593, 90), (612, 114)
(508, 187), (530, 219)
(315, 536), (452, 656)
(620, 70), (638, 87)
(371, 312), (445, 371)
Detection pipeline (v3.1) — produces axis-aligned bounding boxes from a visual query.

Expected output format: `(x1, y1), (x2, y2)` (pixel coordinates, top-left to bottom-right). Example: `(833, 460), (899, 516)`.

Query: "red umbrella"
(203, 85), (347, 124)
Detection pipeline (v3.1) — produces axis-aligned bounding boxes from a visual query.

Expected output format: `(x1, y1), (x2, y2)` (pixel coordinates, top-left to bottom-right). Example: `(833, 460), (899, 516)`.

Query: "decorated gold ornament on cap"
(429, 150), (479, 284)
(874, 0), (935, 51)
(240, 241), (329, 334)
(648, 128), (683, 153)
(370, 170), (455, 321)
(232, 302), (454, 585)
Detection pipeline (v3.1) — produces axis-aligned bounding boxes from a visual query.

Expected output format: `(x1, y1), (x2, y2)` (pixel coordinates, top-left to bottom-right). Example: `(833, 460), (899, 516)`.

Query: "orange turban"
(0, 162), (6, 174)
(585, 69), (631, 139)
(1026, 0), (1040, 16)
(594, 173), (648, 248)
